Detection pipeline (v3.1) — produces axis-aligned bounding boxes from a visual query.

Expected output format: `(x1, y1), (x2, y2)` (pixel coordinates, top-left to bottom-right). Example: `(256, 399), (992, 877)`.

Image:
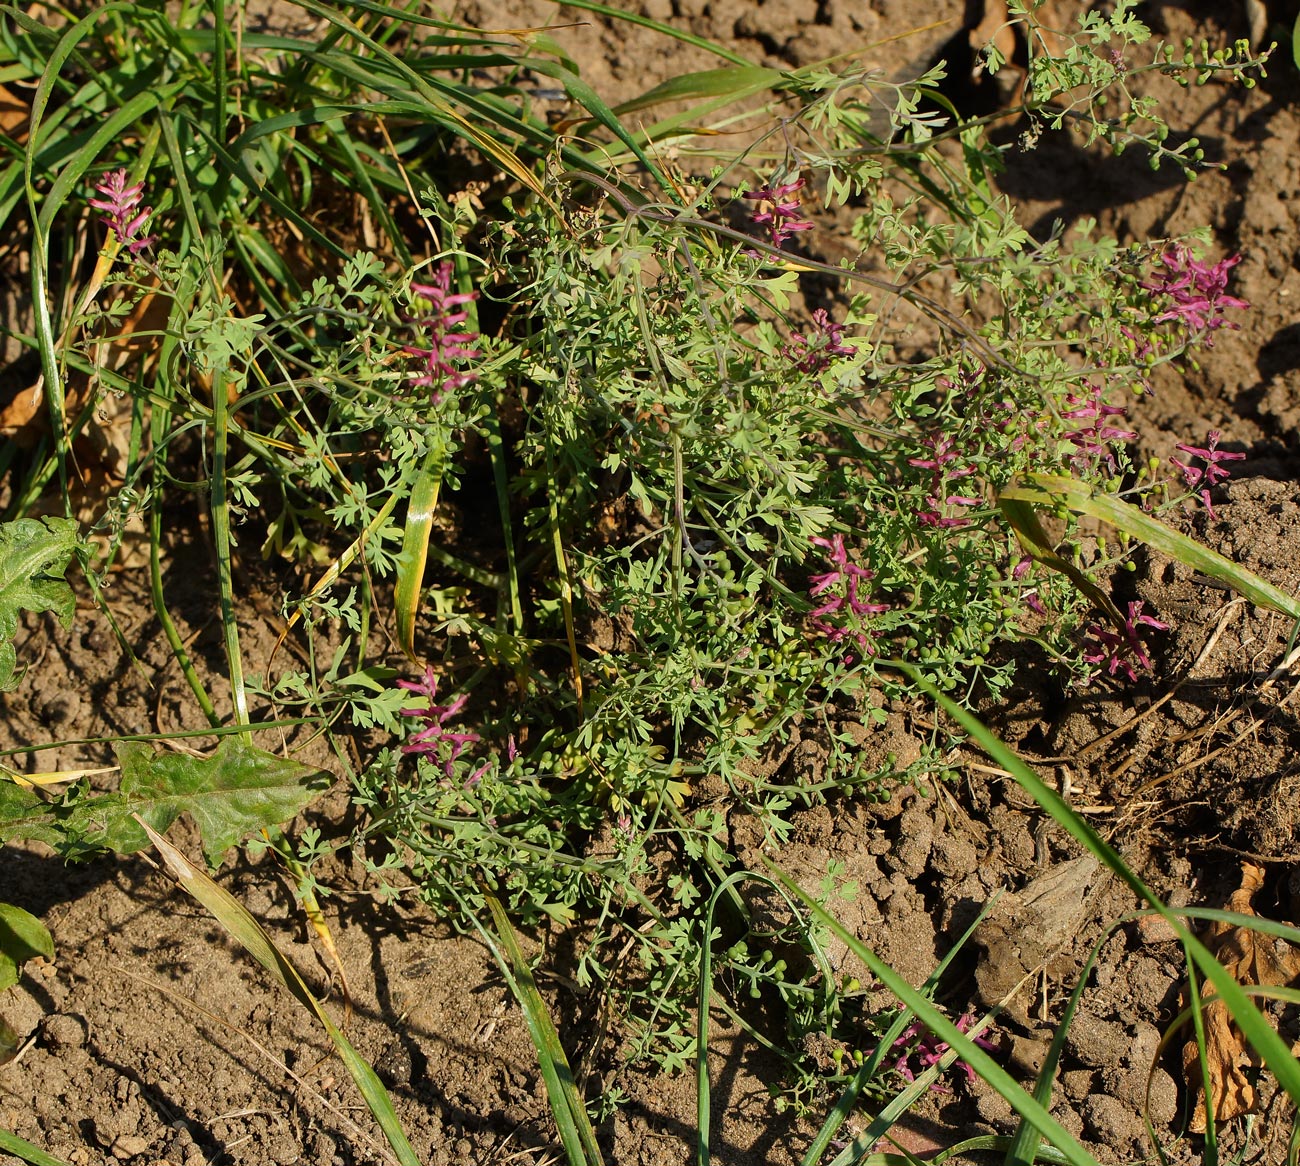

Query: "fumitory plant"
(1, 0), (1273, 1136)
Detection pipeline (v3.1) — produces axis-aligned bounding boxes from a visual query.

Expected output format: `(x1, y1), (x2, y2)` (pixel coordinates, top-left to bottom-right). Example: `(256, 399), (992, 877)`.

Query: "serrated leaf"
(65, 738), (329, 866)
(0, 902), (53, 994)
(0, 517), (78, 692)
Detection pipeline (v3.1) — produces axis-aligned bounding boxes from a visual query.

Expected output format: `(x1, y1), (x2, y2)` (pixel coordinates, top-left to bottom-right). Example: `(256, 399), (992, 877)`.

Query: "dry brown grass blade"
(1182, 862), (1300, 1131)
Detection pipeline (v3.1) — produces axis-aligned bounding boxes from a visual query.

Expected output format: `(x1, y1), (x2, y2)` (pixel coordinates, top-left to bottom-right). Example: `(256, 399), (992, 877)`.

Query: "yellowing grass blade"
(2, 764), (117, 788)
(394, 441), (447, 661)
(135, 816), (419, 1166)
(999, 472), (1300, 620)
(997, 494), (1124, 627)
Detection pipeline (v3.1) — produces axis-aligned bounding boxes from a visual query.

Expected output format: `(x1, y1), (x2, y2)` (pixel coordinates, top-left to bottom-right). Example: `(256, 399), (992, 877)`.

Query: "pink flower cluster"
(404, 261), (480, 402)
(1144, 245), (1249, 343)
(1082, 600), (1168, 683)
(1171, 430), (1244, 519)
(742, 177), (814, 248)
(784, 308), (857, 373)
(89, 169), (154, 256)
(807, 533), (888, 658)
(888, 1013), (998, 1089)
(1060, 383), (1136, 472)
(397, 667), (483, 779)
(908, 435), (980, 529)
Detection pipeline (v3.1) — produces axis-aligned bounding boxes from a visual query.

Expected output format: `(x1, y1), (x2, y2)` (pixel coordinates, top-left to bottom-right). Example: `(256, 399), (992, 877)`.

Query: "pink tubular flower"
(397, 666), (481, 777)
(742, 177), (814, 248)
(89, 169), (154, 256)
(784, 308), (857, 373)
(1170, 430), (1244, 519)
(807, 533), (889, 660)
(888, 1013), (999, 1090)
(1144, 245), (1249, 342)
(404, 261), (480, 402)
(1082, 600), (1168, 683)
(908, 434), (980, 528)
(1013, 555), (1047, 615)
(1060, 384), (1136, 472)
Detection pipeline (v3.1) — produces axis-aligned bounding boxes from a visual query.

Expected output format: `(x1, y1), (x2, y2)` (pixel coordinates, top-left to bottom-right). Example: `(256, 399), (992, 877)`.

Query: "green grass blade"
(911, 670), (1300, 1121)
(481, 890), (604, 1166)
(697, 870), (757, 1166)
(826, 1015), (1004, 1166)
(862, 1136), (1073, 1166)
(802, 895), (1002, 1166)
(0, 1130), (70, 1166)
(136, 817), (421, 1166)
(543, 0), (752, 66)
(482, 394), (523, 634)
(289, 1), (551, 201)
(1003, 924), (1119, 1166)
(613, 65), (786, 115)
(522, 58), (672, 194)
(1000, 473), (1300, 620)
(209, 364), (249, 726)
(768, 858), (1100, 1166)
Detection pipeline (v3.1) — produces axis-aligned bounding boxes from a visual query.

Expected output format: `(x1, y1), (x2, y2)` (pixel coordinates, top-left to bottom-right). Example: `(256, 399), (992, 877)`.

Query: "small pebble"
(1134, 914), (1178, 944)
(111, 1134), (151, 1159)
(41, 1013), (87, 1050)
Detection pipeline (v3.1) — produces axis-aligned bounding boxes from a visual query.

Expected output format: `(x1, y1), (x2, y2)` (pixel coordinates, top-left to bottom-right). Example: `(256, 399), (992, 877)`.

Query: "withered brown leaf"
(1182, 863), (1300, 1132)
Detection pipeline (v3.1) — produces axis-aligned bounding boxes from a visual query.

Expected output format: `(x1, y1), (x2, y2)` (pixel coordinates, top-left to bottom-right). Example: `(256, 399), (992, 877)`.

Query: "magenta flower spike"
(1060, 384), (1136, 472)
(1170, 430), (1245, 518)
(909, 434), (980, 528)
(397, 667), (481, 778)
(89, 168), (154, 256)
(742, 177), (815, 248)
(405, 261), (481, 402)
(1082, 600), (1169, 683)
(886, 1012), (999, 1091)
(1143, 245), (1249, 343)
(807, 534), (889, 660)
(785, 309), (858, 373)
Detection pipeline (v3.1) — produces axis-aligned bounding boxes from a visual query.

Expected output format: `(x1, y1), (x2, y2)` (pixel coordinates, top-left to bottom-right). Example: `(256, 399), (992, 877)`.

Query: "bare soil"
(4, 2), (1300, 1165)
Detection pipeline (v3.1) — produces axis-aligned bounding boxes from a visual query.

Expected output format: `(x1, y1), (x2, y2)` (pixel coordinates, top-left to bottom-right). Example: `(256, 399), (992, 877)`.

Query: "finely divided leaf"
(61, 738), (329, 866)
(0, 517), (78, 692)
